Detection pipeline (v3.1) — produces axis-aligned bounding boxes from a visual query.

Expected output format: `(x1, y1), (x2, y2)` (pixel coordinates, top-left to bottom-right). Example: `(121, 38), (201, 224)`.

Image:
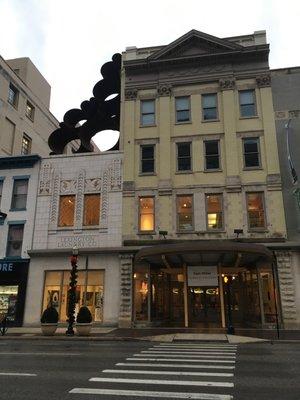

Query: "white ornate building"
(24, 151), (124, 326)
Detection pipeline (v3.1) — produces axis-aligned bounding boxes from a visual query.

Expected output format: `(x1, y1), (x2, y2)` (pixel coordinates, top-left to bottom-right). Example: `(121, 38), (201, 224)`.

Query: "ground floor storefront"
(23, 253), (120, 326)
(132, 241), (281, 331)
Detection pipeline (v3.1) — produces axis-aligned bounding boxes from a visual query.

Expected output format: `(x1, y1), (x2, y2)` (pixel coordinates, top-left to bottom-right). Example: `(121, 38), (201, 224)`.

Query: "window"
(6, 224), (24, 257)
(11, 179), (28, 210)
(139, 197), (154, 232)
(141, 100), (155, 126)
(4, 118), (15, 155)
(177, 142), (192, 171)
(83, 194), (100, 226)
(140, 145), (155, 174)
(0, 180), (3, 207)
(8, 84), (18, 108)
(243, 138), (260, 168)
(21, 134), (32, 155)
(42, 270), (104, 322)
(177, 195), (193, 231)
(204, 140), (220, 170)
(206, 194), (223, 230)
(25, 101), (35, 121)
(239, 90), (256, 117)
(175, 97), (190, 122)
(58, 195), (75, 227)
(247, 192), (266, 229)
(202, 93), (218, 120)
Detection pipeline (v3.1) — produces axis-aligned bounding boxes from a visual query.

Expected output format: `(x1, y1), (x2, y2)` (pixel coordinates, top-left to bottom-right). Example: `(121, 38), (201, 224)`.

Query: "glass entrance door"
(189, 287), (221, 326)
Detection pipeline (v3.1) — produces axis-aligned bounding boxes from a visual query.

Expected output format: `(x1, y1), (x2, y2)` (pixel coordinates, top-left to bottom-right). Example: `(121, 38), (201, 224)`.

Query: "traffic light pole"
(66, 250), (78, 336)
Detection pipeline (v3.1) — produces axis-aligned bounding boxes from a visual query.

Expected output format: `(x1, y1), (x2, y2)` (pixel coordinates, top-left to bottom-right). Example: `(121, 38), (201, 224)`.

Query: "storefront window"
(0, 285), (18, 321)
(260, 270), (277, 324)
(134, 267), (149, 321)
(43, 270), (104, 322)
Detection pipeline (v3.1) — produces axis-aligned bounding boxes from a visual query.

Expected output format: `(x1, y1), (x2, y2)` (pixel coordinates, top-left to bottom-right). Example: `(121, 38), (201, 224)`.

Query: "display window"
(0, 285), (18, 321)
(43, 270), (104, 322)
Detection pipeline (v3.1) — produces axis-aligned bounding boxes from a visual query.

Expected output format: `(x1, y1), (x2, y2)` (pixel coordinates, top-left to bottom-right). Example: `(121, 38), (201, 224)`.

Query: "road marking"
(0, 372), (37, 376)
(89, 377), (234, 388)
(0, 352), (81, 356)
(103, 369), (234, 377)
(135, 353), (236, 359)
(69, 388), (233, 399)
(127, 357), (235, 363)
(117, 362), (235, 370)
(145, 350), (236, 355)
(156, 345), (237, 348)
(153, 347), (236, 352)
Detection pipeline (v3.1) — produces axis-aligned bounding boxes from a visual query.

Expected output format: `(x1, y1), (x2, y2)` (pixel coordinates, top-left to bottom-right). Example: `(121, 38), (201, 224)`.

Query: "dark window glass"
(8, 84), (19, 108)
(141, 145), (155, 173)
(11, 179), (28, 210)
(141, 100), (155, 126)
(176, 97), (190, 122)
(243, 138), (260, 167)
(177, 142), (191, 171)
(240, 90), (256, 117)
(6, 224), (24, 257)
(205, 140), (220, 170)
(202, 94), (217, 120)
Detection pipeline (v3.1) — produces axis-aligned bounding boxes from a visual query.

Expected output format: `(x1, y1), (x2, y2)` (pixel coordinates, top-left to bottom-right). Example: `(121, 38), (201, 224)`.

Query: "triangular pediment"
(149, 30), (243, 61)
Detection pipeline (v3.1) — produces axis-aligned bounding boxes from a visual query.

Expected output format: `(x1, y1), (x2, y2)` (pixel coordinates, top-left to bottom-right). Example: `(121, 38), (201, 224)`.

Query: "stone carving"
(125, 88), (138, 100)
(75, 170), (85, 229)
(48, 53), (121, 154)
(219, 78), (235, 90)
(39, 162), (52, 195)
(157, 84), (172, 97)
(57, 235), (98, 248)
(100, 169), (108, 229)
(289, 110), (300, 118)
(165, 64), (227, 78)
(49, 173), (60, 227)
(275, 251), (297, 325)
(275, 111), (287, 119)
(60, 180), (77, 194)
(85, 178), (101, 192)
(119, 254), (134, 328)
(256, 74), (271, 88)
(110, 159), (122, 190)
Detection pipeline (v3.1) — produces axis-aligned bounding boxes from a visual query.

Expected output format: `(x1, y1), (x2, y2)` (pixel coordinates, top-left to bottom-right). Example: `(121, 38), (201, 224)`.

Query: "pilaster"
(118, 253), (134, 328)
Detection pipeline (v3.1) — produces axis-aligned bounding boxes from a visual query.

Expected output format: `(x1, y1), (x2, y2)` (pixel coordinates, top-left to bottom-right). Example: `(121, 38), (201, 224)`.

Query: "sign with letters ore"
(187, 266), (218, 286)
(0, 262), (14, 272)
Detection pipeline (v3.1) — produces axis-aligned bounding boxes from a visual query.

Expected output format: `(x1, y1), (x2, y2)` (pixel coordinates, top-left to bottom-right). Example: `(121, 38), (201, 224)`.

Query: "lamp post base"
(66, 326), (75, 336)
(227, 325), (235, 335)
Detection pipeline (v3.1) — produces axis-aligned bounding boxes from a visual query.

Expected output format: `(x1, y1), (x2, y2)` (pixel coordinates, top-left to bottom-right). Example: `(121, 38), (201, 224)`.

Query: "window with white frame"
(6, 224), (24, 257)
(239, 90), (256, 117)
(177, 195), (193, 231)
(202, 93), (218, 120)
(140, 145), (155, 174)
(204, 140), (220, 170)
(243, 137), (260, 168)
(246, 192), (266, 229)
(21, 134), (32, 155)
(177, 142), (192, 171)
(141, 100), (155, 126)
(25, 101), (35, 121)
(11, 179), (28, 210)
(175, 97), (191, 122)
(139, 197), (155, 232)
(206, 194), (223, 230)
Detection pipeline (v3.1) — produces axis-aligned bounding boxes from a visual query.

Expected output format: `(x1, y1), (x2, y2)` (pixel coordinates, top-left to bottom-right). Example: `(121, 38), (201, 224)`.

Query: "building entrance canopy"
(135, 240), (274, 268)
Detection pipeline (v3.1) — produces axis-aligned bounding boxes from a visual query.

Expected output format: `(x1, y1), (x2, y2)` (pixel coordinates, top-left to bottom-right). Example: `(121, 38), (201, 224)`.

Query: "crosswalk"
(69, 342), (237, 399)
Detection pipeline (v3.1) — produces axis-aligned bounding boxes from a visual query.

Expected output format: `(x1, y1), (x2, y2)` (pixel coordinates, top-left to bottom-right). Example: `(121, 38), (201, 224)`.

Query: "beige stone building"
(119, 30), (287, 331)
(0, 56), (59, 156)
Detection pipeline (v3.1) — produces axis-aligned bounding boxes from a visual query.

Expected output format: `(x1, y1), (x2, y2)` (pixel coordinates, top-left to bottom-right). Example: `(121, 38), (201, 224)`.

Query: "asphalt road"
(0, 339), (299, 399)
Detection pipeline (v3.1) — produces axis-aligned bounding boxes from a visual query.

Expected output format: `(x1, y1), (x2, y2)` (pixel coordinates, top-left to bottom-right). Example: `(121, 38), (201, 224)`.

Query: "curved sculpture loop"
(48, 53), (122, 154)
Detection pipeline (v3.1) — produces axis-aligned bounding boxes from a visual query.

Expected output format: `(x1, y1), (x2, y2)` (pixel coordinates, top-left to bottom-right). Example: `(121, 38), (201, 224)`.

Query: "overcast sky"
(1, 0), (299, 150)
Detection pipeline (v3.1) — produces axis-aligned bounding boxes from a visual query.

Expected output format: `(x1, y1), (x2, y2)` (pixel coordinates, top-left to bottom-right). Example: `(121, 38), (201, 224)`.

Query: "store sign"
(0, 262), (14, 272)
(187, 266), (218, 286)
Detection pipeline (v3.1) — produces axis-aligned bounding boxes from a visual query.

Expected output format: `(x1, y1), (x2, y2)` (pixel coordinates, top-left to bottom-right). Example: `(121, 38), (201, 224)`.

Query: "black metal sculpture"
(48, 53), (122, 154)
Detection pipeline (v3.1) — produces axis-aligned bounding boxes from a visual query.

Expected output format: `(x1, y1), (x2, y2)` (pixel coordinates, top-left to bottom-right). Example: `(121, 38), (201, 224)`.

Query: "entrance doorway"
(189, 287), (221, 326)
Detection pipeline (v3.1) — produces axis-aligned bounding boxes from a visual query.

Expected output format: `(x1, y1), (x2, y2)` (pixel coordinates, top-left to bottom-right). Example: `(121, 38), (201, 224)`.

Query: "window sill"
(56, 226), (75, 231)
(82, 225), (100, 230)
(139, 124), (157, 128)
(201, 119), (220, 123)
(239, 115), (259, 120)
(25, 115), (34, 123)
(243, 167), (263, 171)
(138, 231), (156, 235)
(203, 169), (222, 173)
(139, 173), (157, 177)
(205, 229), (226, 233)
(175, 170), (193, 175)
(175, 120), (192, 125)
(9, 208), (27, 212)
(176, 230), (196, 234)
(248, 228), (268, 233)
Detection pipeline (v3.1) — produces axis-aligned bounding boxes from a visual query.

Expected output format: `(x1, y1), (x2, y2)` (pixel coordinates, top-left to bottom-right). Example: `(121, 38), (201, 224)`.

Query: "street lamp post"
(66, 246), (79, 336)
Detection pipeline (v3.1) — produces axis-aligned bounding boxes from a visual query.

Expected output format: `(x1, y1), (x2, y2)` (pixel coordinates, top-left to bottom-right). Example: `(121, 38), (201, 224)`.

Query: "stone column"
(275, 251), (297, 328)
(118, 253), (134, 328)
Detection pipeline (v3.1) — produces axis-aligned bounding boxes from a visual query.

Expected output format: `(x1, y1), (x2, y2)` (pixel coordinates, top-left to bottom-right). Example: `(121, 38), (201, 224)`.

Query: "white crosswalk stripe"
(69, 342), (236, 399)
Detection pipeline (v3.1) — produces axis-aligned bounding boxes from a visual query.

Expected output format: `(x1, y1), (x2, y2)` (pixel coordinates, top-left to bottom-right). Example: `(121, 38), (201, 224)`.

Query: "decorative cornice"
(219, 77), (235, 91)
(157, 83), (172, 97)
(125, 88), (138, 100)
(0, 154), (40, 170)
(256, 74), (271, 88)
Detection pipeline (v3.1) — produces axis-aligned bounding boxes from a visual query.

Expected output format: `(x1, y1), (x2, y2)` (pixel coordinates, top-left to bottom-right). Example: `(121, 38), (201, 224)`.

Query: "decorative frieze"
(39, 162), (52, 195)
(100, 170), (108, 230)
(75, 170), (85, 229)
(118, 254), (134, 328)
(157, 83), (172, 97)
(110, 159), (122, 190)
(256, 74), (271, 88)
(275, 251), (297, 326)
(219, 78), (235, 91)
(125, 88), (138, 100)
(60, 180), (77, 194)
(85, 178), (101, 192)
(57, 235), (98, 248)
(49, 173), (60, 229)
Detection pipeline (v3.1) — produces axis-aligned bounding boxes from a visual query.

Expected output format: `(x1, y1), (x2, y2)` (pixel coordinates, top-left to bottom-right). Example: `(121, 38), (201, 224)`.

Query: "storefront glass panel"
(134, 267), (149, 321)
(43, 270), (104, 323)
(0, 285), (18, 321)
(189, 287), (221, 325)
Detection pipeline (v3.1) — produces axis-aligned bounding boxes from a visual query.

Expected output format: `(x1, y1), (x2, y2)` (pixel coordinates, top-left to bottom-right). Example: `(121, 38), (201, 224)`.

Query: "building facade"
(0, 155), (41, 326)
(271, 67), (300, 329)
(0, 56), (59, 156)
(24, 152), (123, 326)
(119, 30), (287, 330)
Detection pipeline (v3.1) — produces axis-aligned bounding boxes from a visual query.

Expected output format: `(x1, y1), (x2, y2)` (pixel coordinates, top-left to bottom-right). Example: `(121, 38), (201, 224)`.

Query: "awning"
(135, 240), (274, 268)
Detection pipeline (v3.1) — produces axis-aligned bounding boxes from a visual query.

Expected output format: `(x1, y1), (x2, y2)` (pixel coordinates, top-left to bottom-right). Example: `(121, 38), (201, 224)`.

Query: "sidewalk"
(1, 326), (299, 343)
